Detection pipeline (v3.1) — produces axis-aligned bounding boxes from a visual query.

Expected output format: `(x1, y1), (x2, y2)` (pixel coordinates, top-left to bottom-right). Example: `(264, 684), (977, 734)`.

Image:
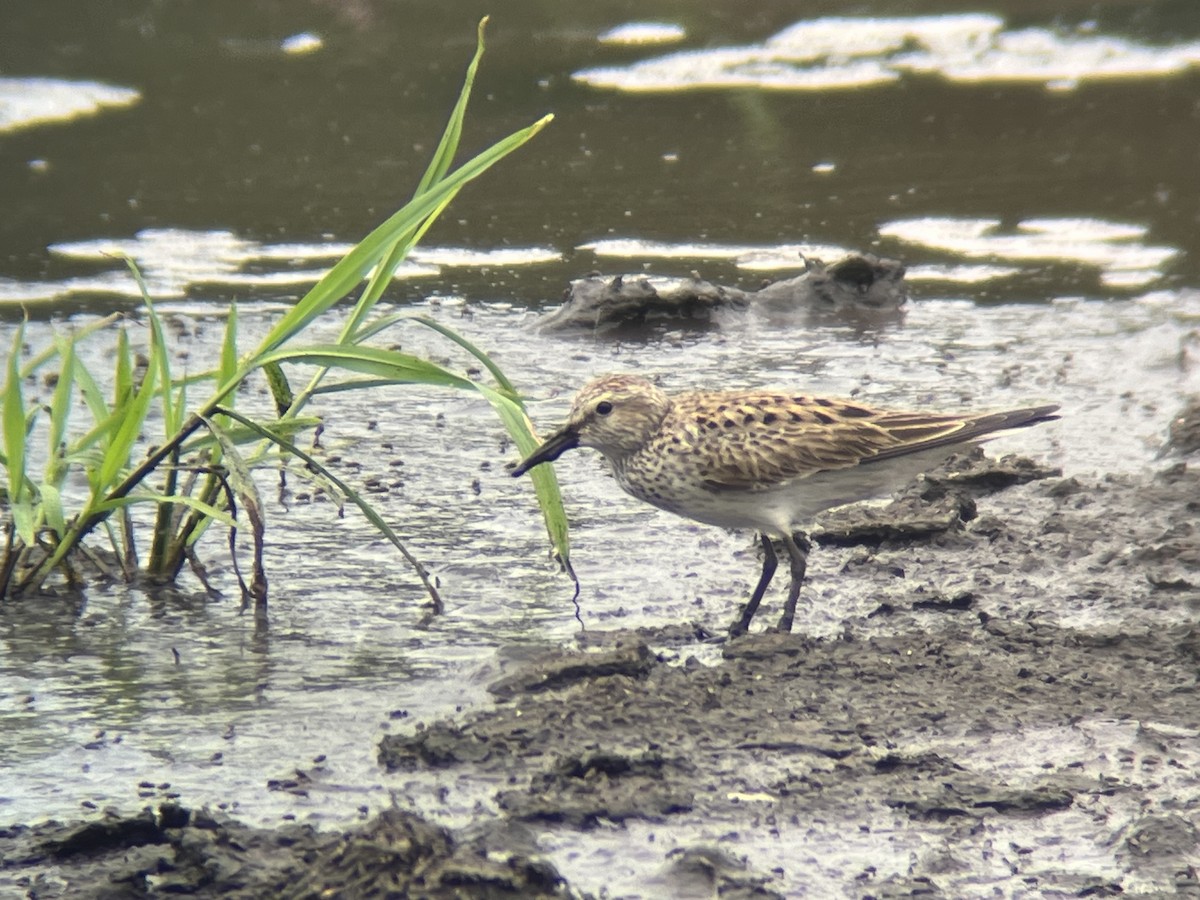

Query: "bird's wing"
(684, 392), (1058, 491)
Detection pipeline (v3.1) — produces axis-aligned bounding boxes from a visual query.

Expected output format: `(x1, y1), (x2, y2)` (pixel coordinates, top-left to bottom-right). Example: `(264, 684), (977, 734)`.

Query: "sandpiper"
(512, 374), (1059, 637)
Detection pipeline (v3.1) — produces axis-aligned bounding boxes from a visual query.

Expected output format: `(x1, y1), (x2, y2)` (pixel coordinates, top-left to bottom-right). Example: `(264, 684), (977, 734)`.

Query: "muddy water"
(3, 2), (1200, 897)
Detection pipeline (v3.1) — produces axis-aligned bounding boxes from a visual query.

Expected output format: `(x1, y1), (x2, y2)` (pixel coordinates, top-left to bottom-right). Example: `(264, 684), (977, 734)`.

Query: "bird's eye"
(596, 400), (614, 416)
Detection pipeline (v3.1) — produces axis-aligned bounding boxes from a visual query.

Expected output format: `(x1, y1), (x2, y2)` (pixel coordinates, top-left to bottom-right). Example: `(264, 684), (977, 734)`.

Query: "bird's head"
(511, 374), (670, 476)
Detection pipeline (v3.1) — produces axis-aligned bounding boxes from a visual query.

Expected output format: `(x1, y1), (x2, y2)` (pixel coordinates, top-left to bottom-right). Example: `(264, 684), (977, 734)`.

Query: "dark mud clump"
(537, 253), (907, 331)
(0, 803), (573, 899)
(1164, 395), (1200, 457)
(813, 447), (1061, 545)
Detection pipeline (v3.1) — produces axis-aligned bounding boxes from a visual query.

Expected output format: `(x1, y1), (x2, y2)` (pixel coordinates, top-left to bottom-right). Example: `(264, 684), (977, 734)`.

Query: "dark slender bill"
(511, 426), (580, 477)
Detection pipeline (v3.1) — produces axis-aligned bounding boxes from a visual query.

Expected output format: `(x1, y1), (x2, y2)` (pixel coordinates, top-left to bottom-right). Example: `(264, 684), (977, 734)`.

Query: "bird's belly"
(613, 442), (979, 536)
(615, 471), (799, 534)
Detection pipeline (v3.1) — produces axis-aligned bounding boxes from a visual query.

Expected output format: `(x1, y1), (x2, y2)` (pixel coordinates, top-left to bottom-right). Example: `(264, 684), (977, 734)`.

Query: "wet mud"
(378, 456), (1200, 897)
(5, 455), (1199, 897)
(0, 803), (571, 899)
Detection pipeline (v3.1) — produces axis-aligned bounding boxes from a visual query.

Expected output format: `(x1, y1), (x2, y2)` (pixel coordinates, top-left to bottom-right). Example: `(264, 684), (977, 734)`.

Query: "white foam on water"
(0, 77), (139, 133)
(575, 14), (1200, 93)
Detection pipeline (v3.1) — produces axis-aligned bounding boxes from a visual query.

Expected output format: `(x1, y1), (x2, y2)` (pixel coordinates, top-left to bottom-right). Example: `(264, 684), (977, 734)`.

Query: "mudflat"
(4, 454), (1199, 897)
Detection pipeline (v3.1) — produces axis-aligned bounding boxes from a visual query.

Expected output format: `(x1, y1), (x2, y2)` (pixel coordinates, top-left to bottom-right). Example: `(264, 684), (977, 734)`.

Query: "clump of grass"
(0, 18), (571, 613)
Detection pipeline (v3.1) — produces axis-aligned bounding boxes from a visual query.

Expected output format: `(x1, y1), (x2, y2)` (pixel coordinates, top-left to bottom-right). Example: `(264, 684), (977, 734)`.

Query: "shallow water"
(3, 1), (1200, 895)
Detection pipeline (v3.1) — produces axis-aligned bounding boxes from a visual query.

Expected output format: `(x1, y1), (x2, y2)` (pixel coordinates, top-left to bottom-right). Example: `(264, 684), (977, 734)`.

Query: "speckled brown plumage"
(513, 373), (1060, 637)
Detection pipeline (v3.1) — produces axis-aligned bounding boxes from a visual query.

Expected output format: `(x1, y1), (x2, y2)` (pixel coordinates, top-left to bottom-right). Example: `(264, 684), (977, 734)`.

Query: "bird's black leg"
(776, 531), (811, 633)
(730, 533), (778, 638)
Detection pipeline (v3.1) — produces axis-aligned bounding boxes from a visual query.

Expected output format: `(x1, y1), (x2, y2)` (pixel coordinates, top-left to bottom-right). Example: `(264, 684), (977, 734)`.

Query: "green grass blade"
(308, 378), (419, 396)
(215, 300), (241, 427)
(213, 405), (441, 612)
(174, 377), (188, 434)
(251, 26), (552, 434)
(250, 112), (553, 360)
(346, 313), (405, 344)
(17, 314), (119, 379)
(46, 338), (76, 476)
(71, 347), (111, 426)
(367, 193), (454, 294)
(122, 257), (186, 571)
(92, 491), (237, 530)
(123, 258), (179, 434)
(71, 406), (130, 464)
(405, 315), (519, 396)
(43, 342), (78, 521)
(338, 17), (488, 341)
(220, 301), (239, 388)
(3, 325), (28, 510)
(97, 347), (159, 490)
(201, 414), (268, 605)
(473, 385), (570, 568)
(10, 499), (35, 546)
(342, 314), (567, 561)
(262, 362), (294, 418)
(39, 483), (66, 538)
(70, 354), (122, 497)
(114, 325), (132, 409)
(347, 312), (567, 566)
(341, 222), (421, 343)
(201, 415), (263, 513)
(255, 345), (479, 391)
(255, 344), (571, 568)
(16, 313), (121, 380)
(178, 415), (321, 456)
(418, 16), (488, 195)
